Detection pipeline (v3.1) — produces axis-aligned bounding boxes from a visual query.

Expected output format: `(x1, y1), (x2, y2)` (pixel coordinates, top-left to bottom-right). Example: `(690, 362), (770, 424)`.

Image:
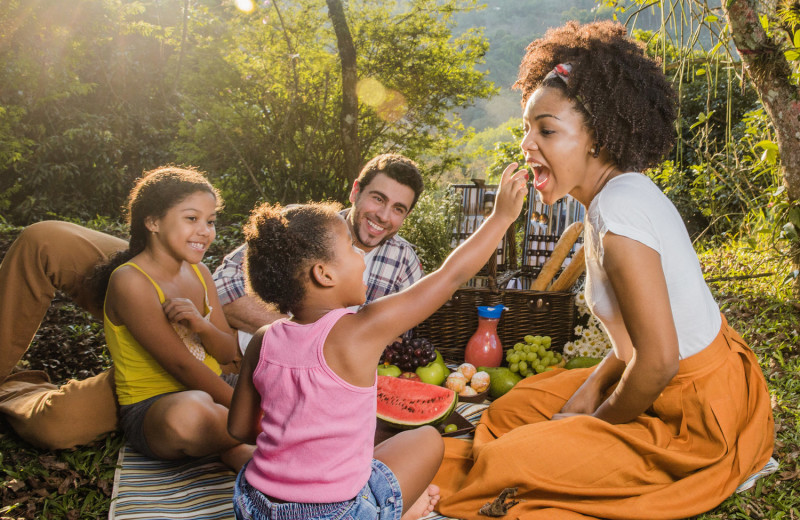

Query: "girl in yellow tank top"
(90, 166), (253, 470)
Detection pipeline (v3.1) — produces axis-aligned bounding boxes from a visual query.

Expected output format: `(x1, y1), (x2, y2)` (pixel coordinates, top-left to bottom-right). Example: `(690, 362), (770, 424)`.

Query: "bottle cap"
(477, 305), (505, 318)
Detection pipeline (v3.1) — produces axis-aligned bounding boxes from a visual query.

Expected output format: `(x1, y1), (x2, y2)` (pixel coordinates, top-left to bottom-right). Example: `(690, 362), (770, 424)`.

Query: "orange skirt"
(433, 318), (774, 520)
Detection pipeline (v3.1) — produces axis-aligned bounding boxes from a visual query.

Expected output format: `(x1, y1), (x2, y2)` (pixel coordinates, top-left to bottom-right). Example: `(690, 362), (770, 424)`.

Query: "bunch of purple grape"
(380, 332), (437, 372)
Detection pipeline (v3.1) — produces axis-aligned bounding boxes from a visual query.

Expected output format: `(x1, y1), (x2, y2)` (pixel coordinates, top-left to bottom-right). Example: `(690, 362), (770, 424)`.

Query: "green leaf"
(794, 29), (800, 48)
(756, 140), (778, 164)
(785, 50), (800, 61)
(711, 41), (723, 55)
(695, 68), (706, 76)
(704, 15), (718, 22)
(690, 113), (707, 130)
(760, 148), (778, 164)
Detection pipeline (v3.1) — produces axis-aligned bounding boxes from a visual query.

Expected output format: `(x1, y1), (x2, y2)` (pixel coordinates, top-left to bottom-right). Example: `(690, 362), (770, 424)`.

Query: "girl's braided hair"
(244, 201), (343, 315)
(89, 166), (221, 307)
(515, 20), (677, 171)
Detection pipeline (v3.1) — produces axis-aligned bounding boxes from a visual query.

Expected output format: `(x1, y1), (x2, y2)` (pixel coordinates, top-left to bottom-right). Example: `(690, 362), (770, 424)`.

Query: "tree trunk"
(723, 0), (800, 201)
(723, 0), (800, 295)
(326, 0), (360, 183)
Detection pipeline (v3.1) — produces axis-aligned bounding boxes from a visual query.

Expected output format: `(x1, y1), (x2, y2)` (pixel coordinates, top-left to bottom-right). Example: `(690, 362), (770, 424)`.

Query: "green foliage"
(486, 125), (526, 182)
(450, 117), (518, 182)
(0, 429), (125, 519)
(399, 185), (460, 272)
(0, 0), (494, 224)
(692, 237), (800, 519)
(0, 0), (181, 224)
(649, 106), (780, 239)
(172, 0), (495, 215)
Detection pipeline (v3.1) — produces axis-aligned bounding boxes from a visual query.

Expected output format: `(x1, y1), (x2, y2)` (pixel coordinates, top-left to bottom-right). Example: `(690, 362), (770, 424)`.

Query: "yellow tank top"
(104, 262), (222, 405)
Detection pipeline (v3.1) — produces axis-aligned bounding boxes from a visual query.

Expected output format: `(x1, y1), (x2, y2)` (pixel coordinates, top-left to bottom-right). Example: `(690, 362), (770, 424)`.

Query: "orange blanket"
(433, 319), (774, 520)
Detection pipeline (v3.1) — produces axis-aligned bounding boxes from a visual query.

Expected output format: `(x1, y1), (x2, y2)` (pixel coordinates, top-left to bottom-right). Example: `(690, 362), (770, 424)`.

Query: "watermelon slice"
(376, 375), (458, 429)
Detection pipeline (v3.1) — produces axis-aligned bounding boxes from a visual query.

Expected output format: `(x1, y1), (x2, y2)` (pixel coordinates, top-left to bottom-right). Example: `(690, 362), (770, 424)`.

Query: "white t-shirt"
(584, 173), (721, 360)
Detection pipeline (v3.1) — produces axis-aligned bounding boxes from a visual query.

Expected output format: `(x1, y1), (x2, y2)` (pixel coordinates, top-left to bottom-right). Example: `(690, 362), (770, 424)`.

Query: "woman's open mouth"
(528, 162), (549, 190)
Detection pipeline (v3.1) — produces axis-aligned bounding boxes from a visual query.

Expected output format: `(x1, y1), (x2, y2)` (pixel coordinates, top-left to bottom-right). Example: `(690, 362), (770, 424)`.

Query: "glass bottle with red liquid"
(464, 305), (506, 367)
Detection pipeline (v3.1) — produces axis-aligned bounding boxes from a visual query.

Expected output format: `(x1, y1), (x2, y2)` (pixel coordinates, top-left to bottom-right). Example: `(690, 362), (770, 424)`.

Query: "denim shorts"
(118, 373), (238, 459)
(233, 459), (404, 520)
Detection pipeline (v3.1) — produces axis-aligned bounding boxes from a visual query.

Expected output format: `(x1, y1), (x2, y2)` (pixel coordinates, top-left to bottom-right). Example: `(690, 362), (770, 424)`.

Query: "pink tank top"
(244, 308), (376, 503)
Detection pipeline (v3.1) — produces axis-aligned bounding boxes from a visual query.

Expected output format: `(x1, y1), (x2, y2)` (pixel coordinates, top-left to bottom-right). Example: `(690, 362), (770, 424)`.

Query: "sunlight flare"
(357, 77), (407, 123)
(235, 0), (256, 13)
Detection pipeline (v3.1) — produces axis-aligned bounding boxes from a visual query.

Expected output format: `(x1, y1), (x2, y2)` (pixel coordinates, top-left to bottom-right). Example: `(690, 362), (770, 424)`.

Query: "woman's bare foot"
(401, 484), (440, 520)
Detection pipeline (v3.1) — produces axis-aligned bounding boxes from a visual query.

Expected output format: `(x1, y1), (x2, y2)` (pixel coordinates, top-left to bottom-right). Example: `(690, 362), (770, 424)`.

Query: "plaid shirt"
(212, 211), (424, 306)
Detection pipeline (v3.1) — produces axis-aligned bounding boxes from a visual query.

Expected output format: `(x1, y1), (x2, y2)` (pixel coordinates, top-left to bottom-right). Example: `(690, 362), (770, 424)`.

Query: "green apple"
(377, 363), (402, 377)
(415, 360), (447, 386)
(433, 350), (450, 371)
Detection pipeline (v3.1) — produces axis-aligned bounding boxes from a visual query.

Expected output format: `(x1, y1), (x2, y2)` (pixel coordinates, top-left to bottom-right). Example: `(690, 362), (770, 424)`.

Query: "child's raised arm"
(326, 163), (528, 385)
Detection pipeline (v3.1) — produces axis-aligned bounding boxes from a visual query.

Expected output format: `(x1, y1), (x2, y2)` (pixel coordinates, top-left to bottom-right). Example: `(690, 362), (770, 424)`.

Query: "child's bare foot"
(401, 484), (440, 520)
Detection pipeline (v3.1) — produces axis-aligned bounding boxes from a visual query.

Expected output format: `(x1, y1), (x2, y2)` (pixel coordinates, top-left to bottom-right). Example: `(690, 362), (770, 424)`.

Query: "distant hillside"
(452, 0), (664, 130)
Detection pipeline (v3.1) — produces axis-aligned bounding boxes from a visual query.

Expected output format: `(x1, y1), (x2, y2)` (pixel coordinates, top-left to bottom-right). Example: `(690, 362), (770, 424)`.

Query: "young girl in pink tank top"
(90, 166), (253, 470)
(228, 164), (528, 520)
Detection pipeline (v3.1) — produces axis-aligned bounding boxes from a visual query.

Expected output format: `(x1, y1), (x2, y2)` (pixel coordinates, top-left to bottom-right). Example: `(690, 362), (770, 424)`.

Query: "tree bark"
(723, 0), (800, 202)
(326, 0), (360, 182)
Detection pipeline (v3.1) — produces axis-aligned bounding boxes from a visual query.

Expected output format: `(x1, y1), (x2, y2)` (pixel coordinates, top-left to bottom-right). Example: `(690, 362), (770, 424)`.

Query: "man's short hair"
(356, 154), (424, 210)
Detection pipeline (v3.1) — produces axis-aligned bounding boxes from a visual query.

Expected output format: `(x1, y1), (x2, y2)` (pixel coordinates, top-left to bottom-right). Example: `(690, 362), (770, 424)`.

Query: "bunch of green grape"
(505, 335), (563, 377)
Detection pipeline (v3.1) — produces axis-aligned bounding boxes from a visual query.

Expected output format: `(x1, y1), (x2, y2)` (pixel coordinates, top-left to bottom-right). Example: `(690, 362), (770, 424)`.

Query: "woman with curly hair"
(432, 21), (774, 519)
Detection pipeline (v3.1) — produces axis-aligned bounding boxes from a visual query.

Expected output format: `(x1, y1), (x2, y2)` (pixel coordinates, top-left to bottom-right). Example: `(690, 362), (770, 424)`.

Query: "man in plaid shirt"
(213, 153), (425, 351)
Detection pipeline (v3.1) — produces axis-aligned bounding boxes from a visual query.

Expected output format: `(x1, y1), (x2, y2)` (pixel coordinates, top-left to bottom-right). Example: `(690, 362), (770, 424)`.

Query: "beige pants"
(0, 221), (126, 449)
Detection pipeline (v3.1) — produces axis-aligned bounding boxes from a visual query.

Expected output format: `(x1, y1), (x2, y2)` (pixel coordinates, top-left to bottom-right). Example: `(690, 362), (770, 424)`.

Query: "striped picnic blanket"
(108, 402), (777, 519)
(109, 449), (237, 520)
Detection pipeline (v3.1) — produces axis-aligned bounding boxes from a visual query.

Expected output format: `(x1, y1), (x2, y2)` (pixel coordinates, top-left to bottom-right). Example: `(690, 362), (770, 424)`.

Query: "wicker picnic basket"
(413, 285), (577, 365)
(413, 189), (581, 365)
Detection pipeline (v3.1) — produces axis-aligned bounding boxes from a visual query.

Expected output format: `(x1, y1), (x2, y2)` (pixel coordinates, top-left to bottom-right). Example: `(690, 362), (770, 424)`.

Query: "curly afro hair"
(514, 20), (677, 172)
(244, 201), (343, 315)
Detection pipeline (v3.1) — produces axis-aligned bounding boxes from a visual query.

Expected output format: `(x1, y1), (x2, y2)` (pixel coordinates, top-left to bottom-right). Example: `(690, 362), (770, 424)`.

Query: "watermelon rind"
(376, 375), (458, 430)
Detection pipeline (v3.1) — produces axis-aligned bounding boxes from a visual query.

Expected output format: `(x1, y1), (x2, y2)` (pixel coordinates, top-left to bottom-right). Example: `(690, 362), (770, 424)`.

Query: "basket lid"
(477, 305), (506, 318)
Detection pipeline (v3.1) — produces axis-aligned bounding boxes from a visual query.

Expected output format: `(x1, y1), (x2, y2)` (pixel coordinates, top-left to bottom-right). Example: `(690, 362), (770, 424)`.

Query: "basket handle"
(505, 222), (517, 271)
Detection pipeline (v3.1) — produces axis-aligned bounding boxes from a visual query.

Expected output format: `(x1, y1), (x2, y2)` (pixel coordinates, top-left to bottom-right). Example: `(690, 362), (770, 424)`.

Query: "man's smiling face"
(347, 172), (415, 253)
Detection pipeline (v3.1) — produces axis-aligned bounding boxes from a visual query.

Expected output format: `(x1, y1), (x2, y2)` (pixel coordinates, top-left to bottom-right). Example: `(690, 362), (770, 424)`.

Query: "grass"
(692, 239), (800, 519)
(0, 225), (798, 519)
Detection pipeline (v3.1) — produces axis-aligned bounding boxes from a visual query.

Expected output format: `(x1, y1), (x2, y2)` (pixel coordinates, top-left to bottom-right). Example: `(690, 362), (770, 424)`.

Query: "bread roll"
(531, 221), (583, 291)
(548, 244), (585, 292)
